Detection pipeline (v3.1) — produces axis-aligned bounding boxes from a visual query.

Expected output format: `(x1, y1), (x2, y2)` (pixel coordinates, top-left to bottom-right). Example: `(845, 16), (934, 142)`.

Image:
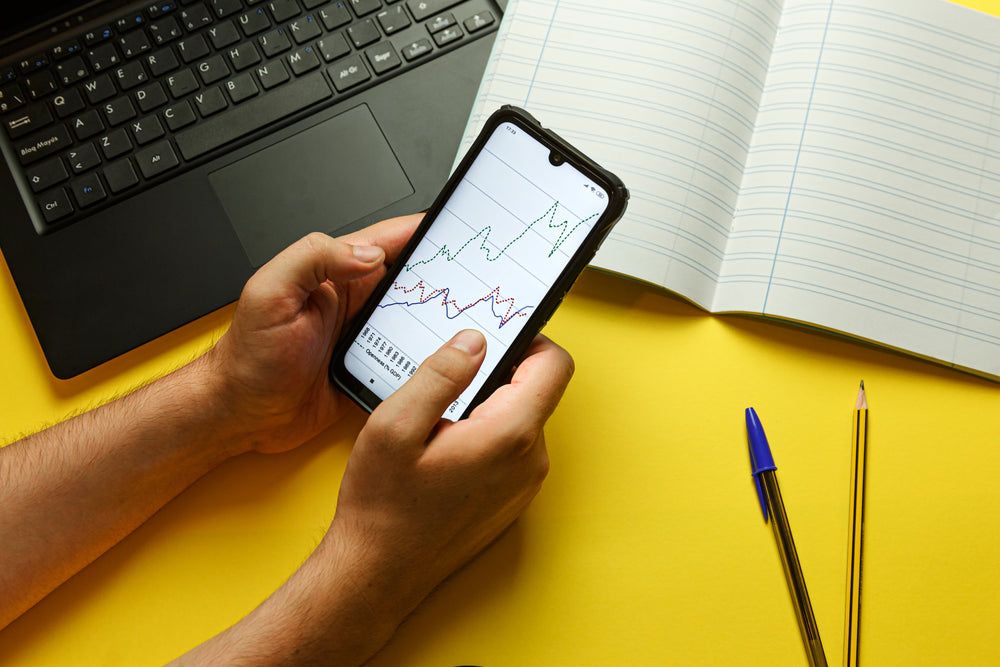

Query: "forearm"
(0, 353), (250, 629)
(172, 523), (432, 667)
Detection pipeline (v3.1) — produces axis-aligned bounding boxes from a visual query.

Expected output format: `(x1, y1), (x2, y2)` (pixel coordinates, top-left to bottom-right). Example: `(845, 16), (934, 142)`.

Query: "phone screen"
(341, 120), (613, 419)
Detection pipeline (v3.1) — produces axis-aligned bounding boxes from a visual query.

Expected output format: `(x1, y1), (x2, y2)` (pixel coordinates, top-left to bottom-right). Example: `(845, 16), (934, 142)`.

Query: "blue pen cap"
(745, 407), (776, 473)
(746, 407), (776, 521)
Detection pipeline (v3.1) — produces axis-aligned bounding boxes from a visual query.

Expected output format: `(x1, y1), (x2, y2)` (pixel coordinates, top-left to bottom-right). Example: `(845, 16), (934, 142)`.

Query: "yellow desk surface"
(4, 2), (1000, 662)
(2, 247), (999, 665)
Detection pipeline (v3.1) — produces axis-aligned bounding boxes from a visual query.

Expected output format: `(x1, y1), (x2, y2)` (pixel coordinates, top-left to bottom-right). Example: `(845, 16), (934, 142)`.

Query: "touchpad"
(209, 104), (414, 267)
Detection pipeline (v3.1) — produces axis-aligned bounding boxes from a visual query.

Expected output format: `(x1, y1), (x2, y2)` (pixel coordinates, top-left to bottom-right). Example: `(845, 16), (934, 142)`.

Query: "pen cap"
(745, 407), (776, 474)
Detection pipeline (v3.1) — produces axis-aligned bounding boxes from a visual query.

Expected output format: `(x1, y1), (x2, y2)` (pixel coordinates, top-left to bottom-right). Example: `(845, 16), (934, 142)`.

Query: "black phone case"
(329, 105), (629, 419)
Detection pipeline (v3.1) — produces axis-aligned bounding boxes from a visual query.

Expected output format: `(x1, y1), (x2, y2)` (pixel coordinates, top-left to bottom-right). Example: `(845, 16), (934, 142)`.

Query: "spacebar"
(175, 75), (333, 161)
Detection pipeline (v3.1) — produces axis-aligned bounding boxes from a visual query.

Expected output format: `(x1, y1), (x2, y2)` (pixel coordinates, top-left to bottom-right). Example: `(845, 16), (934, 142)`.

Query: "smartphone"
(329, 106), (628, 421)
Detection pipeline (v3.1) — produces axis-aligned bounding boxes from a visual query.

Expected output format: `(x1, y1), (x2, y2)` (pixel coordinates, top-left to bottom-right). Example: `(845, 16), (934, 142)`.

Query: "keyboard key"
(208, 21), (242, 49)
(15, 124), (74, 164)
(255, 60), (290, 89)
(103, 158), (139, 193)
(287, 46), (320, 75)
(177, 34), (211, 62)
(149, 16), (184, 44)
(350, 0), (381, 16)
(289, 15), (322, 43)
(319, 3), (352, 30)
(328, 54), (370, 91)
(259, 28), (292, 57)
(228, 42), (262, 70)
(426, 12), (455, 33)
(238, 8), (271, 36)
(196, 55), (231, 84)
(66, 143), (102, 173)
(52, 89), (86, 118)
(347, 19), (380, 48)
(87, 42), (121, 72)
(24, 157), (69, 192)
(134, 140), (179, 178)
(377, 5), (410, 34)
(401, 38), (432, 61)
(56, 56), (90, 85)
(463, 11), (494, 33)
(167, 69), (199, 98)
(224, 72), (259, 103)
(5, 102), (53, 139)
(135, 81), (169, 112)
(51, 38), (84, 60)
(18, 53), (50, 74)
(432, 25), (462, 46)
(130, 114), (166, 144)
(70, 109), (105, 140)
(24, 71), (59, 99)
(71, 171), (107, 207)
(115, 13), (146, 32)
(0, 84), (26, 113)
(175, 73), (331, 160)
(37, 187), (74, 224)
(163, 100), (197, 130)
(82, 73), (117, 104)
(83, 26), (114, 46)
(407, 0), (462, 21)
(316, 34), (350, 62)
(102, 96), (138, 125)
(181, 3), (214, 30)
(146, 48), (180, 76)
(193, 87), (228, 116)
(365, 42), (400, 74)
(119, 30), (153, 58)
(211, 0), (243, 18)
(98, 127), (133, 159)
(269, 0), (301, 22)
(147, 2), (179, 19)
(113, 60), (149, 90)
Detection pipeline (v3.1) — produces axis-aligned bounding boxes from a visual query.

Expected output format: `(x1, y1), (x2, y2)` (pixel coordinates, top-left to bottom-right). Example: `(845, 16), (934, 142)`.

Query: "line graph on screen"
(382, 197), (598, 329)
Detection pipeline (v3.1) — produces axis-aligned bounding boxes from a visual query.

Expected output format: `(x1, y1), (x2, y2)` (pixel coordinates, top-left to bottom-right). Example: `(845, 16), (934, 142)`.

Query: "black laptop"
(0, 0), (503, 378)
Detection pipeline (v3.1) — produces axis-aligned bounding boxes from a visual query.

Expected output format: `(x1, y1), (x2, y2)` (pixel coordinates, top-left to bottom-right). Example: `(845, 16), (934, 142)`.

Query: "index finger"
(337, 213), (423, 265)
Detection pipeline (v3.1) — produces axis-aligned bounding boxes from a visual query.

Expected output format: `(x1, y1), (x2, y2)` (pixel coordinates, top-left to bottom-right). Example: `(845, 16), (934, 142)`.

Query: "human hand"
(207, 214), (421, 454)
(326, 328), (574, 629)
(172, 330), (573, 665)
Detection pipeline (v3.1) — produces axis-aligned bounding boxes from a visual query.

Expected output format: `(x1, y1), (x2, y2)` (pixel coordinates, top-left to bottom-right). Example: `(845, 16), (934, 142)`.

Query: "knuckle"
(363, 405), (420, 447)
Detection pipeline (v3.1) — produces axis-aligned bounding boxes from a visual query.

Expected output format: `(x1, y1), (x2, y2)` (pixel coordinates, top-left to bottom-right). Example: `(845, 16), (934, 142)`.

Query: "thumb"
(362, 330), (487, 447)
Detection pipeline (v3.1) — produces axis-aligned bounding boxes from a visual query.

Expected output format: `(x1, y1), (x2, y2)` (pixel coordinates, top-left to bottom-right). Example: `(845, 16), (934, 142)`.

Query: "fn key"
(134, 140), (179, 178)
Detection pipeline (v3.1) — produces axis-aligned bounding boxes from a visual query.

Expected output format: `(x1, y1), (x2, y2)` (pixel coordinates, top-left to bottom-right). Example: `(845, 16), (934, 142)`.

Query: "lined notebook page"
(718, 0), (1000, 377)
(461, 0), (783, 308)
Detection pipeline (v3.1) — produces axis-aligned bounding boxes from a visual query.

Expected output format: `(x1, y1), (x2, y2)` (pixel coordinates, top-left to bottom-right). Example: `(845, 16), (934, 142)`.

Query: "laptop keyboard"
(0, 0), (497, 232)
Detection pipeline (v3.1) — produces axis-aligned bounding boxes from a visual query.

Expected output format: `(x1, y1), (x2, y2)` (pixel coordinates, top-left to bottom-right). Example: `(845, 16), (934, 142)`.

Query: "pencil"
(843, 381), (868, 667)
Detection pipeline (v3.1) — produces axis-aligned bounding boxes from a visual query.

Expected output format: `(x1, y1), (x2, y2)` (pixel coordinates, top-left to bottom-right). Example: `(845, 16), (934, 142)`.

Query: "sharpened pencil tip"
(856, 381), (867, 409)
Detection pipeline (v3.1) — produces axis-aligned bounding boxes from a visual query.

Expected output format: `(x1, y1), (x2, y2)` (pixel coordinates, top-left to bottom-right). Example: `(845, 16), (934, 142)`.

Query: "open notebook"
(459, 0), (1000, 381)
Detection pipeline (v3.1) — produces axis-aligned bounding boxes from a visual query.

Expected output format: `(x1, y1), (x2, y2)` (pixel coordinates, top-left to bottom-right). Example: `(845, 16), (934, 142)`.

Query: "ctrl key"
(37, 187), (74, 224)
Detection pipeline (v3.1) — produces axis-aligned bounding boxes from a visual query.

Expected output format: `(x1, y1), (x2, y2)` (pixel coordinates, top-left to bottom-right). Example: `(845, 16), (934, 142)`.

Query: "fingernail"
(449, 329), (486, 356)
(351, 244), (383, 262)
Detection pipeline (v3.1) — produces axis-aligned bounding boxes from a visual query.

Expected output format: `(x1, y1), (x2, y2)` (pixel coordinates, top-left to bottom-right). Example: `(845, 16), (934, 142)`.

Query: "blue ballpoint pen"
(747, 407), (828, 667)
